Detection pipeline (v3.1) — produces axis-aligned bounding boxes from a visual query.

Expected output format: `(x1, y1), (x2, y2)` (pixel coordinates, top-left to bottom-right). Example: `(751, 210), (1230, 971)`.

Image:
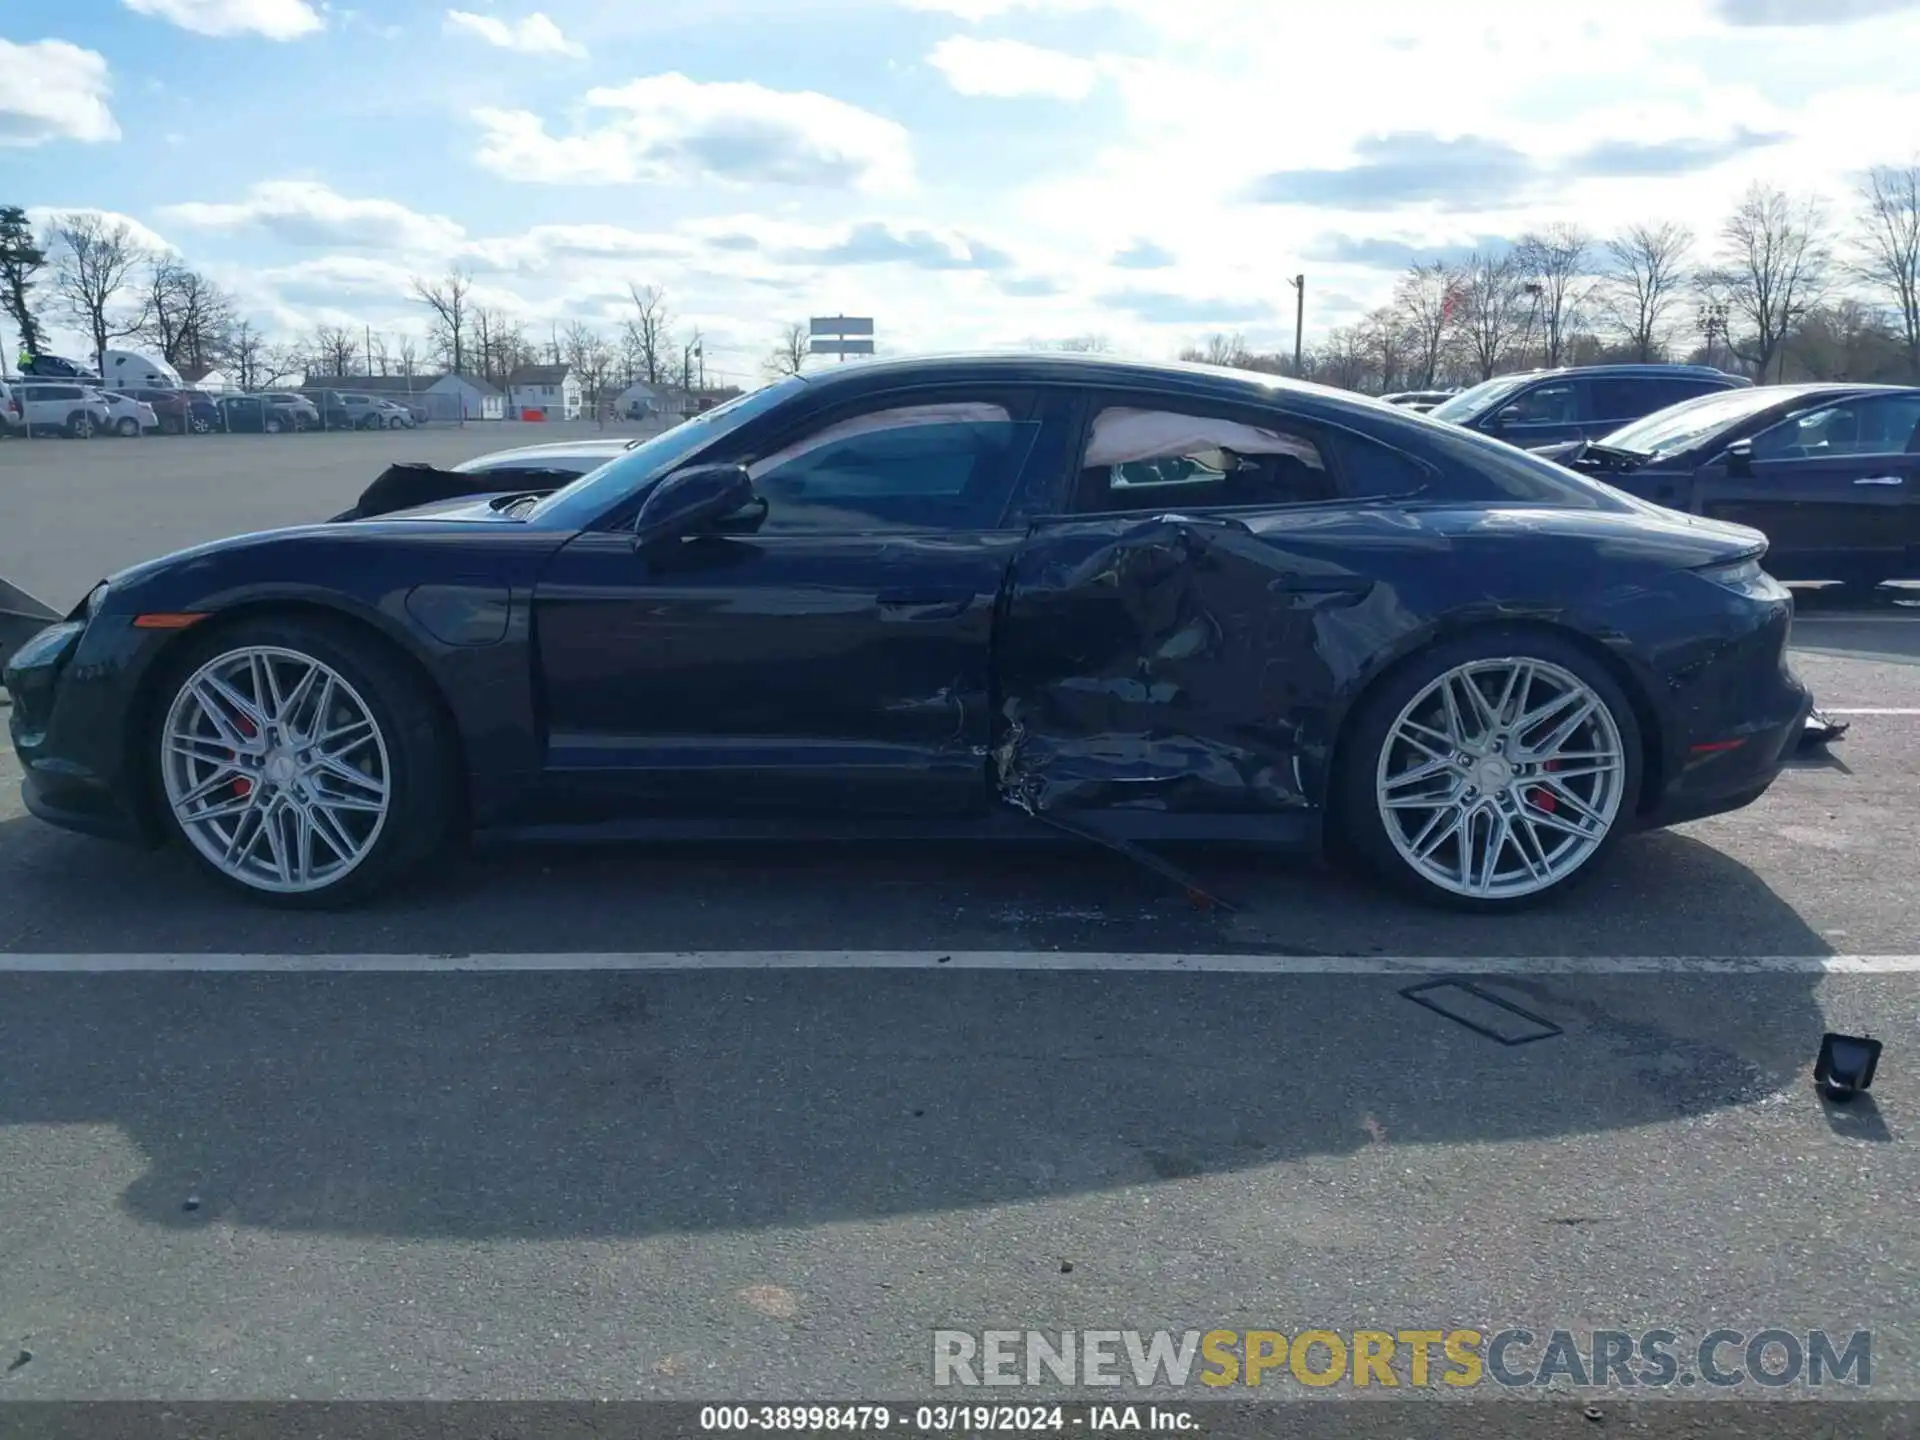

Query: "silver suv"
(15, 380), (114, 439)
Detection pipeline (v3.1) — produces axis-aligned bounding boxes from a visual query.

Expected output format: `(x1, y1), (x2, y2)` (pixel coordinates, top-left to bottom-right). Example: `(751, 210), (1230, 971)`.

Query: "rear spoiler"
(329, 462), (570, 521)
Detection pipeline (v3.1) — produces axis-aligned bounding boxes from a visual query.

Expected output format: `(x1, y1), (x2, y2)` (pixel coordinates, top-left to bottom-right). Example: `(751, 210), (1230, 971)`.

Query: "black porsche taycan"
(5, 354), (1812, 910)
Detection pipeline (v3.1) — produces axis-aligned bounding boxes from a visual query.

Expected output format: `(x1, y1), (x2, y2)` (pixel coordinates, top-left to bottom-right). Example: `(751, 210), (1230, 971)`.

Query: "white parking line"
(1812, 707), (1920, 716)
(1, 952), (1918, 974)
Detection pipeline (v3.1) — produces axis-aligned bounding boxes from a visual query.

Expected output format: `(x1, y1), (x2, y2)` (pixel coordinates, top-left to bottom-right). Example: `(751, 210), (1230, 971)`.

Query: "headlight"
(1697, 557), (1762, 588)
(1695, 554), (1785, 599)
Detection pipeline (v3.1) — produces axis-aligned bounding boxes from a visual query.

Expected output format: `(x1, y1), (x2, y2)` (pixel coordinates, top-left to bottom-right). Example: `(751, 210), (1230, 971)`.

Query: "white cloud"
(121, 0), (324, 40)
(903, 0), (1105, 18)
(161, 181), (468, 253)
(26, 207), (177, 256)
(927, 36), (1099, 100)
(443, 9), (587, 58)
(471, 73), (914, 192)
(0, 40), (119, 148)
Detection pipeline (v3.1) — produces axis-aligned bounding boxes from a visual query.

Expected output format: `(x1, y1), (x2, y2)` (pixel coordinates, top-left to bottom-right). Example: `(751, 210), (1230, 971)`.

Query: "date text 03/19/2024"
(697, 1404), (1194, 1432)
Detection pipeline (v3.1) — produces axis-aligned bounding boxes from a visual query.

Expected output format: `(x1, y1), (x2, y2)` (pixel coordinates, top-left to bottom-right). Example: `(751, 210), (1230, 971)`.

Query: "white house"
(506, 363), (581, 421)
(309, 372), (505, 421)
(613, 379), (672, 420)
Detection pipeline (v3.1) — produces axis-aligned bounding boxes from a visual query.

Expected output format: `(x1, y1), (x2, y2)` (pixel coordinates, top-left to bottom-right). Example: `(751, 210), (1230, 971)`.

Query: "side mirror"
(1723, 439), (1754, 476)
(1482, 407), (1510, 433)
(633, 462), (755, 545)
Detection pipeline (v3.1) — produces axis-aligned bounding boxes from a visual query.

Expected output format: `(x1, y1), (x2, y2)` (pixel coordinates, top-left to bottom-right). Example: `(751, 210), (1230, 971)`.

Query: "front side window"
(1496, 382), (1577, 426)
(1075, 405), (1335, 514)
(745, 401), (1041, 533)
(1751, 395), (1920, 460)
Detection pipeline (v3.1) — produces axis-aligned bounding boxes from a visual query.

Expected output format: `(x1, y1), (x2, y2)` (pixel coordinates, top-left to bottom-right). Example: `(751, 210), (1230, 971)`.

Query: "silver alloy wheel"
(1375, 657), (1626, 900)
(161, 646), (392, 894)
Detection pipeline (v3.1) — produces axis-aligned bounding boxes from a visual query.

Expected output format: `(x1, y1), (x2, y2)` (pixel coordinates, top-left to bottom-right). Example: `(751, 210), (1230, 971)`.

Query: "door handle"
(878, 588), (975, 619)
(1854, 476), (1904, 486)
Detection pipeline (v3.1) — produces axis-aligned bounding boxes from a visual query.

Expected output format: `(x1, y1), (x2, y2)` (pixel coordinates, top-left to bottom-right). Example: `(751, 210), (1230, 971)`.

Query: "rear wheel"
(189, 413), (213, 434)
(1335, 631), (1641, 911)
(152, 617), (457, 908)
(115, 415), (139, 437)
(265, 415), (284, 434)
(66, 411), (96, 439)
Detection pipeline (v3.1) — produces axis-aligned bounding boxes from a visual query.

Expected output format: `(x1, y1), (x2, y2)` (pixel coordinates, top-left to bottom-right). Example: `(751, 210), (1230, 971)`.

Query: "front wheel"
(1335, 631), (1641, 911)
(115, 415), (140, 437)
(189, 414), (212, 434)
(151, 618), (457, 907)
(265, 416), (284, 434)
(67, 411), (97, 439)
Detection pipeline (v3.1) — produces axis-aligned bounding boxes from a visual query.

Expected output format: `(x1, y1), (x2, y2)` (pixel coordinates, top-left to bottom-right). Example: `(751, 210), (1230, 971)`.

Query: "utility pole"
(1287, 275), (1305, 375)
(364, 324), (372, 378)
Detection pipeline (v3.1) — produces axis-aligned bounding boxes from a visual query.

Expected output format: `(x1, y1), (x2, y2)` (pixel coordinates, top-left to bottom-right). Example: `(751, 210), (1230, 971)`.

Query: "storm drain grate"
(1399, 979), (1564, 1046)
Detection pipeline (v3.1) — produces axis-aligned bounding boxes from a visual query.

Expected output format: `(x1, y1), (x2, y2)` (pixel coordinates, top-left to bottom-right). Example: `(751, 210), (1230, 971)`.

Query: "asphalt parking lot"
(0, 428), (1915, 1407)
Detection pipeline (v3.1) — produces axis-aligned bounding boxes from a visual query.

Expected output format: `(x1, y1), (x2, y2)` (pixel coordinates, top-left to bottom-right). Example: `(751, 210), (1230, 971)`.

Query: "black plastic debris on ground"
(1798, 708), (1852, 753)
(1401, 979), (1565, 1046)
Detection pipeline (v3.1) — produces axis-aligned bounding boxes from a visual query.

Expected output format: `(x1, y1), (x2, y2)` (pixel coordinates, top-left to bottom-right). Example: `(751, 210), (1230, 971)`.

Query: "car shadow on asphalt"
(0, 816), (1844, 1241)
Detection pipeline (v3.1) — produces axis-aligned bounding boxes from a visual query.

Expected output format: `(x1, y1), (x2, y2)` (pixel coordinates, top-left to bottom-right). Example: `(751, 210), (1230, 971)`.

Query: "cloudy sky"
(5, 0), (1920, 383)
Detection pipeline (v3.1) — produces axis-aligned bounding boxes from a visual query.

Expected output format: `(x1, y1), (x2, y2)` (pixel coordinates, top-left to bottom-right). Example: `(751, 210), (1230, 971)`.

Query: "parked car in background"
(8, 354), (1813, 911)
(14, 380), (112, 438)
(101, 391), (159, 437)
(0, 380), (24, 437)
(184, 391), (224, 434)
(451, 437), (640, 480)
(20, 354), (100, 382)
(1381, 390), (1455, 412)
(117, 386), (191, 436)
(1428, 364), (1750, 448)
(263, 393), (321, 431)
(372, 398), (415, 429)
(338, 393), (392, 430)
(214, 392), (319, 434)
(1536, 382), (1920, 589)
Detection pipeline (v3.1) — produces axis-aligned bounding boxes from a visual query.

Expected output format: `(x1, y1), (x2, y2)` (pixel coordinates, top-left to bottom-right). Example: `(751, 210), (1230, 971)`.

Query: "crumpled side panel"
(994, 513), (1394, 816)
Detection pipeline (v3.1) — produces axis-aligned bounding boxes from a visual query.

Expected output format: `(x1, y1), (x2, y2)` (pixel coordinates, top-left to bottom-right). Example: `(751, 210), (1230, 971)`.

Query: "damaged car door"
(995, 394), (1430, 836)
(531, 388), (1076, 819)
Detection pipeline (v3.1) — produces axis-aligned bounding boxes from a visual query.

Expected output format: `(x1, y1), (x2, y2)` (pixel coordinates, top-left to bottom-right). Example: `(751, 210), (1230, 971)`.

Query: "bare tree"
(308, 324), (358, 378)
(411, 268), (472, 376)
(394, 334), (421, 381)
(262, 341), (307, 388)
(1512, 224), (1591, 368)
(1597, 221), (1695, 362)
(0, 205), (50, 360)
(1357, 307), (1408, 394)
(1702, 183), (1833, 382)
(367, 330), (390, 376)
(137, 259), (237, 372)
(1045, 334), (1112, 353)
(765, 320), (810, 378)
(1853, 162), (1920, 381)
(561, 320), (617, 424)
(1312, 325), (1371, 391)
(1179, 332), (1253, 367)
(624, 282), (673, 384)
(48, 213), (149, 372)
(1393, 261), (1460, 388)
(1456, 249), (1527, 381)
(229, 321), (270, 391)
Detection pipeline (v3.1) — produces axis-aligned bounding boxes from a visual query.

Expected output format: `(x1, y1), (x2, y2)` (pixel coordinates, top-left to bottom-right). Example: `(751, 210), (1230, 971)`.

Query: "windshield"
(525, 378), (807, 526)
(1600, 386), (1788, 458)
(1428, 374), (1531, 422)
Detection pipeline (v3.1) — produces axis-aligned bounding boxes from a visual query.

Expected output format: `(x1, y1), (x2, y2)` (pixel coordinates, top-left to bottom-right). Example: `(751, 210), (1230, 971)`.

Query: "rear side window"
(1496, 382), (1578, 426)
(1073, 404), (1336, 514)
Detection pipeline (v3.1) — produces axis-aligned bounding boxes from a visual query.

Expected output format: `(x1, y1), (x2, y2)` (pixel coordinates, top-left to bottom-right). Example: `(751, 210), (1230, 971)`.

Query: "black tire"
(147, 614), (460, 909)
(1332, 627), (1643, 913)
(190, 414), (212, 434)
(115, 415), (139, 437)
(66, 411), (96, 439)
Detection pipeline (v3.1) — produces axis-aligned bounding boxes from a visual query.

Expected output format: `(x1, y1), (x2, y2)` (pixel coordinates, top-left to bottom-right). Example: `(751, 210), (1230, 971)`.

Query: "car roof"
(470, 438), (640, 462)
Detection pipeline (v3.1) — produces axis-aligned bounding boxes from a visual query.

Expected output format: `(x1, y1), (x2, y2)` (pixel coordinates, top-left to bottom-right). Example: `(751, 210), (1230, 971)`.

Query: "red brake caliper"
(1529, 759), (1562, 813)
(231, 714), (257, 799)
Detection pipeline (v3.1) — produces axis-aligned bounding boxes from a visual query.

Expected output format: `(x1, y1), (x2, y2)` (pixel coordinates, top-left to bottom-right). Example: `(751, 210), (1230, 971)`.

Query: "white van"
(101, 349), (184, 391)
